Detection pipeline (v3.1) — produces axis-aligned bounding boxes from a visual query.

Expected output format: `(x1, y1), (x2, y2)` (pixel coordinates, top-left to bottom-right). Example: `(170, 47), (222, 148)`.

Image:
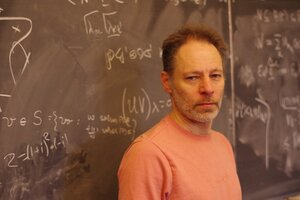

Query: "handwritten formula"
(235, 6), (300, 175)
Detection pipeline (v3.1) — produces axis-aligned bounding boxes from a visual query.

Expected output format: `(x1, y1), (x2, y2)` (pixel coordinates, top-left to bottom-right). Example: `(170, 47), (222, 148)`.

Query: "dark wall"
(0, 0), (299, 199)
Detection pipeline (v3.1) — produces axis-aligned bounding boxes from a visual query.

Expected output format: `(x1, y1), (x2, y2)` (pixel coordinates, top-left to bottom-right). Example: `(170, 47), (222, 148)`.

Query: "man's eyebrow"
(211, 67), (224, 72)
(184, 68), (223, 74)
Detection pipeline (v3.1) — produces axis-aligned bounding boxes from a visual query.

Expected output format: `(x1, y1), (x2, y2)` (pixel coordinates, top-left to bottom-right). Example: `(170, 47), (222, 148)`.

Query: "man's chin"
(195, 107), (217, 114)
(185, 110), (219, 123)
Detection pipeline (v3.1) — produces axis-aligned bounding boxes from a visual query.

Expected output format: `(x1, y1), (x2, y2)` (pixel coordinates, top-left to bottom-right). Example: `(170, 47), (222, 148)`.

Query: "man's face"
(166, 40), (225, 123)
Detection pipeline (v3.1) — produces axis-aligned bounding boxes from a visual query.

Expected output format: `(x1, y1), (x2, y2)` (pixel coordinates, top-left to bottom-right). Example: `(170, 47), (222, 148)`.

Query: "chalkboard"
(233, 0), (300, 199)
(0, 1), (232, 200)
(1, 0), (300, 199)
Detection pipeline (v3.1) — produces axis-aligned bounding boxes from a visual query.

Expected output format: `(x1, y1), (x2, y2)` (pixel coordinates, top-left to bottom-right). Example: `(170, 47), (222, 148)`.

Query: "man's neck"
(169, 111), (212, 136)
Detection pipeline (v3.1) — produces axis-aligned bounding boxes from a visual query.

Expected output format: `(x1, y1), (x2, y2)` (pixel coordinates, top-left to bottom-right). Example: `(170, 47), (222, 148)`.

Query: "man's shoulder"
(211, 130), (234, 151)
(212, 130), (228, 140)
(137, 116), (170, 141)
(121, 133), (168, 165)
(124, 116), (170, 156)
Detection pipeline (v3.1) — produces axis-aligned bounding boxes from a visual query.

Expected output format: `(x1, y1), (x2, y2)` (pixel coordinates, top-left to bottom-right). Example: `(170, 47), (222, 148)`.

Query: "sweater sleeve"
(118, 138), (172, 200)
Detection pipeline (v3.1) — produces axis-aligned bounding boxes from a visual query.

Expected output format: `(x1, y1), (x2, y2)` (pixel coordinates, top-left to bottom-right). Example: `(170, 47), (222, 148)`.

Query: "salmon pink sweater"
(118, 116), (242, 200)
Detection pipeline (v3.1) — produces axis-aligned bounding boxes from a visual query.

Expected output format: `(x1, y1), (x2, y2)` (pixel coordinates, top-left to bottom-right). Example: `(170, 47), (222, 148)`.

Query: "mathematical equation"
(3, 131), (68, 168)
(257, 57), (299, 81)
(280, 94), (300, 129)
(84, 10), (122, 40)
(255, 9), (300, 23)
(72, 0), (138, 40)
(105, 43), (153, 70)
(255, 32), (300, 57)
(1, 86), (170, 168)
(235, 90), (300, 171)
(1, 110), (76, 130)
(235, 91), (272, 168)
(1, 111), (136, 168)
(239, 30), (300, 82)
(235, 95), (270, 125)
(122, 87), (171, 121)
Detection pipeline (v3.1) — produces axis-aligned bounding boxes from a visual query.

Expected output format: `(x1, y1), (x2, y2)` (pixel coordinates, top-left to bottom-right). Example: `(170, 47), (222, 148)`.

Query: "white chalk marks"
(0, 17), (32, 112)
(84, 10), (122, 40)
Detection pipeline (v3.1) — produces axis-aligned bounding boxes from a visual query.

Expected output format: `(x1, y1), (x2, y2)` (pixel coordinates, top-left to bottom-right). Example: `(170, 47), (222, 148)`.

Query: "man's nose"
(199, 77), (214, 96)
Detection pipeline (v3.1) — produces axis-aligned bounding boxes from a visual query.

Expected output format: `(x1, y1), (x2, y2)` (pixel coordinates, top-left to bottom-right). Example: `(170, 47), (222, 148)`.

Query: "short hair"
(162, 24), (227, 75)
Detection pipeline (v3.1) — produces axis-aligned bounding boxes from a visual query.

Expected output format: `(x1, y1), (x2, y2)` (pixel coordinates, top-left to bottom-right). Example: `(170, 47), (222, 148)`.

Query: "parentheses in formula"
(141, 88), (151, 120)
(122, 88), (127, 118)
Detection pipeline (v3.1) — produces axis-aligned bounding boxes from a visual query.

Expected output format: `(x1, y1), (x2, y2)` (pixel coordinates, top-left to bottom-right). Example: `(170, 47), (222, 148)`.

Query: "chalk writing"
(2, 108), (139, 168)
(235, 5), (300, 177)
(257, 57), (280, 80)
(101, 0), (124, 7)
(285, 113), (299, 128)
(4, 132), (69, 168)
(255, 96), (272, 169)
(235, 98), (269, 124)
(281, 131), (300, 177)
(1, 108), (140, 141)
(105, 44), (153, 70)
(0, 17), (32, 85)
(0, 110), (76, 131)
(255, 32), (300, 57)
(235, 93), (272, 169)
(68, 0), (76, 5)
(218, 0), (235, 2)
(280, 94), (300, 132)
(103, 11), (122, 38)
(84, 10), (103, 39)
(280, 95), (300, 111)
(48, 111), (75, 131)
(166, 0), (207, 7)
(3, 149), (89, 199)
(0, 17), (32, 113)
(84, 10), (122, 40)
(85, 114), (137, 139)
(122, 88), (171, 121)
(101, 126), (135, 136)
(257, 59), (300, 81)
(68, 0), (137, 6)
(255, 9), (300, 23)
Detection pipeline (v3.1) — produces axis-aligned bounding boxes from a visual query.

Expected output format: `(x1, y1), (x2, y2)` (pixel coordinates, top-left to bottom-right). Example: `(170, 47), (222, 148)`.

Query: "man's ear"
(160, 71), (173, 94)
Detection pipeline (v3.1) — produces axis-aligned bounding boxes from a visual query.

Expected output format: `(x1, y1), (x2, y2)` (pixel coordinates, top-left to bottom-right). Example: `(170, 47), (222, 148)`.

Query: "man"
(118, 24), (242, 200)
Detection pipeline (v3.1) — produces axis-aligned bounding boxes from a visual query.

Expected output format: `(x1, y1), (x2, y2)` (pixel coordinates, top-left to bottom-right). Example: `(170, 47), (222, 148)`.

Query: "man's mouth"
(195, 102), (218, 109)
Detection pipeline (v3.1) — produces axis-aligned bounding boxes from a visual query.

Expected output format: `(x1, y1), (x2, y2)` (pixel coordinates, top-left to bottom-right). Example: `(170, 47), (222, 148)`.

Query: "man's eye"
(211, 74), (223, 79)
(186, 76), (199, 81)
